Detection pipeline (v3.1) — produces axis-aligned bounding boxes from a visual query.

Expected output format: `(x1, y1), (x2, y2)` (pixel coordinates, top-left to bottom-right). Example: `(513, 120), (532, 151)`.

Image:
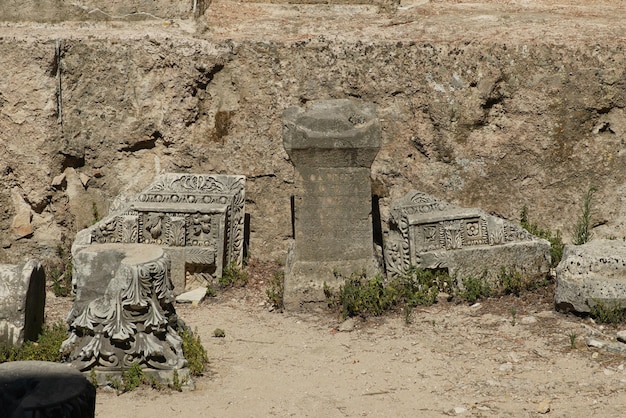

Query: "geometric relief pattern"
(413, 217), (488, 253)
(83, 173), (245, 282)
(385, 190), (536, 277)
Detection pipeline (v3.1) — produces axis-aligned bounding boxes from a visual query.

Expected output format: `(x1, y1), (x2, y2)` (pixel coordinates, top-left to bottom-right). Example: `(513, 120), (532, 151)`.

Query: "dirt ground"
(44, 259), (626, 417)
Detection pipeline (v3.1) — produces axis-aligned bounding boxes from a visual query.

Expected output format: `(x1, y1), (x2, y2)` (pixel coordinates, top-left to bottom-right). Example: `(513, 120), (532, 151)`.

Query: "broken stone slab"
(0, 361), (96, 418)
(62, 243), (192, 388)
(0, 260), (45, 346)
(72, 173), (245, 295)
(282, 99), (382, 311)
(586, 337), (626, 355)
(555, 240), (626, 314)
(175, 287), (206, 305)
(385, 190), (551, 286)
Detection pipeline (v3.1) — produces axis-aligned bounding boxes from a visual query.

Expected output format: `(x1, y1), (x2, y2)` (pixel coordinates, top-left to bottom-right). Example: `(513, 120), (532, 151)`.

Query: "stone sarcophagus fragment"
(385, 190), (551, 285)
(62, 244), (191, 386)
(73, 173), (245, 293)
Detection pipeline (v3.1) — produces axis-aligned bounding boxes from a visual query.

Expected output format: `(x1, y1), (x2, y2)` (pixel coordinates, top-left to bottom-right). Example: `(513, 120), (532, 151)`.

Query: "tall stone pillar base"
(282, 99), (382, 311)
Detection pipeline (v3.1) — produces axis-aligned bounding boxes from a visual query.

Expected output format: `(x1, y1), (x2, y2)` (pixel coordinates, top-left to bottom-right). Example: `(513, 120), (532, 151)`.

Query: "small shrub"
(91, 202), (101, 224)
(573, 186), (597, 245)
(520, 206), (564, 267)
(107, 376), (123, 394)
(89, 369), (98, 388)
(147, 375), (166, 391)
(123, 362), (145, 392)
(169, 370), (183, 392)
(389, 267), (453, 308)
(590, 300), (626, 324)
(334, 272), (394, 319)
(205, 285), (217, 298)
(48, 245), (73, 297)
(180, 328), (209, 376)
(568, 332), (578, 349)
(326, 268), (453, 320)
(0, 322), (68, 364)
(218, 262), (248, 288)
(266, 271), (284, 311)
(498, 267), (524, 297)
(459, 274), (492, 304)
(212, 328), (225, 338)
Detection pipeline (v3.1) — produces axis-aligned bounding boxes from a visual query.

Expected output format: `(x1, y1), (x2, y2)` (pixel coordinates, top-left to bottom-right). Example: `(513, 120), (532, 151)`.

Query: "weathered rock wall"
(0, 1), (196, 21)
(1, 4), (625, 271)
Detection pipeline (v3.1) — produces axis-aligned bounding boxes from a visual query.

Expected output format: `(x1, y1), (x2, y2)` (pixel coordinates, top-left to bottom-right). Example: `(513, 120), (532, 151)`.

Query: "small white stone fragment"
(536, 400), (551, 414)
(453, 406), (467, 415)
(175, 287), (207, 304)
(587, 337), (607, 349)
(338, 318), (356, 332)
(520, 316), (537, 325)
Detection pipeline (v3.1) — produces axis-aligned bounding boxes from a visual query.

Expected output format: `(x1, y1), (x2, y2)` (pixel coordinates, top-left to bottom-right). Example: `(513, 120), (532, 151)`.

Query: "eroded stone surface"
(73, 173), (245, 294)
(283, 99), (381, 310)
(62, 243), (191, 386)
(385, 190), (551, 285)
(555, 240), (626, 313)
(0, 260), (45, 346)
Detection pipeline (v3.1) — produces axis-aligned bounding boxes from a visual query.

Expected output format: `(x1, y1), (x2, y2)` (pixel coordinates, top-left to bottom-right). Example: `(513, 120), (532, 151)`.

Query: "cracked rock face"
(1, 1), (625, 271)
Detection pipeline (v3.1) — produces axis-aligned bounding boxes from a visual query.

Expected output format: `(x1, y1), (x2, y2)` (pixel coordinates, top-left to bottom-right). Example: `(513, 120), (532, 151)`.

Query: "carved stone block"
(282, 99), (381, 311)
(385, 190), (551, 285)
(73, 173), (245, 294)
(0, 260), (45, 347)
(62, 243), (191, 387)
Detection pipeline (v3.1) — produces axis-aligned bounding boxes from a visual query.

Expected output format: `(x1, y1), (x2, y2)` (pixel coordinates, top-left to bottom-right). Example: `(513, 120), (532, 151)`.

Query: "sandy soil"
(44, 260), (626, 418)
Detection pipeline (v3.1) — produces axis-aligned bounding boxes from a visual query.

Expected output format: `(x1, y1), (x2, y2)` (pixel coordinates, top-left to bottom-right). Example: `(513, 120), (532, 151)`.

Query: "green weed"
(520, 206), (564, 267)
(218, 262), (248, 288)
(180, 328), (209, 376)
(590, 300), (626, 324)
(573, 186), (597, 245)
(47, 245), (73, 297)
(169, 370), (183, 392)
(205, 285), (217, 298)
(325, 268), (453, 320)
(459, 274), (492, 304)
(122, 362), (145, 392)
(568, 332), (578, 349)
(510, 307), (517, 326)
(0, 322), (67, 363)
(266, 271), (284, 311)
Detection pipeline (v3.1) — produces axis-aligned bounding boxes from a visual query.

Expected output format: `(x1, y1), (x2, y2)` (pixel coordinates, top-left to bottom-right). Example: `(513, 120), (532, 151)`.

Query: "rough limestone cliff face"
(0, 1), (625, 271)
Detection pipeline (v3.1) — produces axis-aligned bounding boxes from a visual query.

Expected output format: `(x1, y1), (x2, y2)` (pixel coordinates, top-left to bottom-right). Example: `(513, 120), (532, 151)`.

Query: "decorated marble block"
(61, 244), (191, 386)
(74, 173), (245, 293)
(385, 190), (551, 284)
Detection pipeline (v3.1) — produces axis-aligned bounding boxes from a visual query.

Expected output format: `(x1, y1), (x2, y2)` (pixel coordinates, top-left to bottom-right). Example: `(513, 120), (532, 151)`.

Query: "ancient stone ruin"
(282, 99), (381, 310)
(73, 173), (246, 294)
(385, 190), (551, 285)
(555, 240), (626, 314)
(61, 244), (190, 386)
(0, 260), (45, 347)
